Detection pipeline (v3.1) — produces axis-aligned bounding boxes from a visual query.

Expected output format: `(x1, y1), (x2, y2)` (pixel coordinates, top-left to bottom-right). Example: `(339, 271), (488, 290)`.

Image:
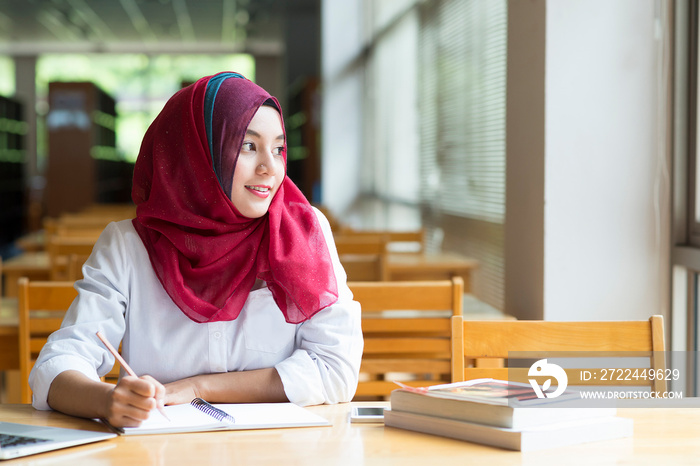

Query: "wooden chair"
(336, 235), (389, 281)
(54, 225), (105, 239)
(334, 234), (388, 255)
(451, 315), (667, 393)
(18, 278), (120, 403)
(66, 253), (90, 281)
(339, 253), (388, 281)
(44, 217), (106, 242)
(43, 207), (128, 245)
(349, 277), (463, 400)
(17, 277), (77, 403)
(47, 236), (96, 281)
(337, 227), (425, 253)
(81, 203), (136, 218)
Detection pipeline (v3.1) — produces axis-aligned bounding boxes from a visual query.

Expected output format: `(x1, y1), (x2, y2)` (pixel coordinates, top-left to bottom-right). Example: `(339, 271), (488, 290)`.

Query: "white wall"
(543, 0), (670, 320)
(320, 0), (365, 215)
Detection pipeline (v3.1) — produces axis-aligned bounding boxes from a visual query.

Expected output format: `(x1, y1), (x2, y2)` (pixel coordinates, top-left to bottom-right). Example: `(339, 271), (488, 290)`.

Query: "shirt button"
(213, 332), (222, 339)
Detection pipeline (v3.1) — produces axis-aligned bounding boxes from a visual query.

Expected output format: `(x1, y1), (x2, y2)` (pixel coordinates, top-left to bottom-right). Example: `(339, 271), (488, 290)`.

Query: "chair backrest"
(47, 236), (96, 281)
(334, 234), (388, 255)
(451, 315), (667, 393)
(55, 225), (105, 238)
(80, 203), (136, 218)
(339, 253), (388, 281)
(337, 227), (425, 253)
(17, 278), (121, 402)
(17, 277), (78, 403)
(66, 253), (91, 281)
(349, 277), (463, 400)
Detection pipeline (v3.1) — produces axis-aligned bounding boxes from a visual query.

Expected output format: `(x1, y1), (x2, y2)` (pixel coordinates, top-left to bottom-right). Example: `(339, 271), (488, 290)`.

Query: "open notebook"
(105, 398), (331, 435)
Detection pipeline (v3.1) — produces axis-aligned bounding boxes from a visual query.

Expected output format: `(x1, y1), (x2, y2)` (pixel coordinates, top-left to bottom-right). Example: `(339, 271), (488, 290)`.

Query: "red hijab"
(131, 72), (338, 324)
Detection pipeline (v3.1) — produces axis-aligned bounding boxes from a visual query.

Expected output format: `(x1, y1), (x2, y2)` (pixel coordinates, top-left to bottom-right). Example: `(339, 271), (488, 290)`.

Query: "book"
(390, 379), (615, 430)
(383, 409), (633, 452)
(106, 398), (331, 435)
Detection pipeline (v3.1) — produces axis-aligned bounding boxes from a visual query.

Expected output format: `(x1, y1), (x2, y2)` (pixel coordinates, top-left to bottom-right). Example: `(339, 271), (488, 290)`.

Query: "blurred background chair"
(18, 277), (77, 403)
(349, 277), (463, 400)
(335, 227), (425, 253)
(18, 277), (119, 403)
(47, 237), (96, 281)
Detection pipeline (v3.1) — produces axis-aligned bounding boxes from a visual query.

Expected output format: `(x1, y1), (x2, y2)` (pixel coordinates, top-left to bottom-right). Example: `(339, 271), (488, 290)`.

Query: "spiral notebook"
(105, 398), (330, 435)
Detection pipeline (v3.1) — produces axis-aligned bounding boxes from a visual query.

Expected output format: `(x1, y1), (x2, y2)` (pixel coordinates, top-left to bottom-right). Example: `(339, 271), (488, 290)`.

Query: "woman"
(29, 72), (363, 428)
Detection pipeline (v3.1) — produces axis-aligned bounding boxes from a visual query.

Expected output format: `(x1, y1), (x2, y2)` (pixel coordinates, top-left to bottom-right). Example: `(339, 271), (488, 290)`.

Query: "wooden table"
(15, 230), (46, 252)
(385, 252), (479, 292)
(0, 401), (698, 464)
(2, 252), (50, 297)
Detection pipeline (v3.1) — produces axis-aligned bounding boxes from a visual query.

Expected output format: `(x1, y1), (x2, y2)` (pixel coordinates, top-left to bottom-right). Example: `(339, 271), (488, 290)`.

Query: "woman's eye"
(273, 146), (285, 156)
(241, 142), (255, 152)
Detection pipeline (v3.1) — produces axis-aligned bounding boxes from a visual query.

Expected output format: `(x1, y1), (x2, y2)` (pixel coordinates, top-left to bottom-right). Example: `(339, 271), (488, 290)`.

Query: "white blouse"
(29, 209), (363, 409)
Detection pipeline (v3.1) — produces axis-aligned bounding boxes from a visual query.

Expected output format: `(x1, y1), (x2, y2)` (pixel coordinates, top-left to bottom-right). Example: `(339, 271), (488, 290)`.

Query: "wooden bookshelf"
(0, 95), (26, 250)
(45, 82), (132, 217)
(285, 78), (320, 202)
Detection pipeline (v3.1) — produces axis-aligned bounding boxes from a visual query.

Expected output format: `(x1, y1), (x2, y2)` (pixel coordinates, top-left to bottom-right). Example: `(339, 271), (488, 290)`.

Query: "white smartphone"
(350, 406), (386, 423)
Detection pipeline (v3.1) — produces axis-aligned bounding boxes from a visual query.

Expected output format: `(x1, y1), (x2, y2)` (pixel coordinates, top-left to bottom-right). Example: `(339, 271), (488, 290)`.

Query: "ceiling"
(0, 0), (317, 55)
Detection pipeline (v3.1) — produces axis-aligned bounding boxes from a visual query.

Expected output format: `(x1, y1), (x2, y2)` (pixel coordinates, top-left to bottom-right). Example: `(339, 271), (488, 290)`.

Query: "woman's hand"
(102, 375), (166, 428)
(163, 376), (203, 405)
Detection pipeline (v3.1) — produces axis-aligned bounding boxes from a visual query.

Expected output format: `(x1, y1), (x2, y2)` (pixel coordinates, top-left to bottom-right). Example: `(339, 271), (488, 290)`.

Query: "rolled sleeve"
(276, 294), (363, 406)
(29, 353), (102, 410)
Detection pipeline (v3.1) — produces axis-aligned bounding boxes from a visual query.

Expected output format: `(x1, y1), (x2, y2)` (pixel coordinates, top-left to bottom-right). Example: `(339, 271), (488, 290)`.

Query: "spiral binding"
(191, 398), (236, 424)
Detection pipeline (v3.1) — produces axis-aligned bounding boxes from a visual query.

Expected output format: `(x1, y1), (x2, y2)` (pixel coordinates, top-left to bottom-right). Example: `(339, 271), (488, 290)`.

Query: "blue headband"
(203, 72), (245, 184)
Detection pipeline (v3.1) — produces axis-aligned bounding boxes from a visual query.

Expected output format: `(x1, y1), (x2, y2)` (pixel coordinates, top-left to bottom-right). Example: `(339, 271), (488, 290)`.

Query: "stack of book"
(383, 379), (632, 452)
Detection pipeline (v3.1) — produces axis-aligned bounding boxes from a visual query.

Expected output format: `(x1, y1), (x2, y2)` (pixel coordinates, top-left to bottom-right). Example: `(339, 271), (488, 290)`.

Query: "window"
(363, 1), (420, 204)
(328, 0), (508, 312)
(418, 0), (507, 222)
(673, 0), (700, 391)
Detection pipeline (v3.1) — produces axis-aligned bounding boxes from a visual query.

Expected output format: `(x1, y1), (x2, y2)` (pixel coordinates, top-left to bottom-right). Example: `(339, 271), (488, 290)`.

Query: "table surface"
(0, 401), (698, 465)
(2, 252), (51, 298)
(2, 251), (50, 271)
(386, 251), (479, 269)
(384, 252), (478, 293)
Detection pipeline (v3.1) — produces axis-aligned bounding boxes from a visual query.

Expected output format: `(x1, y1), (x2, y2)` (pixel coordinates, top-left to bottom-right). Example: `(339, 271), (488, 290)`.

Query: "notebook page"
(212, 403), (330, 429)
(121, 403), (227, 434)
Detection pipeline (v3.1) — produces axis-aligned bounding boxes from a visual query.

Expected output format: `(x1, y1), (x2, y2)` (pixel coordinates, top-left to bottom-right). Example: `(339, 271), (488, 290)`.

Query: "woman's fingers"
(105, 375), (165, 426)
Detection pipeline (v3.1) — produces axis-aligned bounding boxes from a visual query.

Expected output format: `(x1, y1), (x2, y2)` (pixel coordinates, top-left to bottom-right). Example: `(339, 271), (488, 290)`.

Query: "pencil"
(95, 331), (171, 421)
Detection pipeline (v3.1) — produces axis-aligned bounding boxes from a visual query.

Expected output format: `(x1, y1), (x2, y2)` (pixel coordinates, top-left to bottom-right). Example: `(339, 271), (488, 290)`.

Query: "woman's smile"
(245, 184), (272, 198)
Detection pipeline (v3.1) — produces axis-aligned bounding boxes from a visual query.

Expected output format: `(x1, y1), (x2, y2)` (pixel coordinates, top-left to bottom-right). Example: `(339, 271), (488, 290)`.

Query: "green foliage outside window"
(33, 54), (254, 163)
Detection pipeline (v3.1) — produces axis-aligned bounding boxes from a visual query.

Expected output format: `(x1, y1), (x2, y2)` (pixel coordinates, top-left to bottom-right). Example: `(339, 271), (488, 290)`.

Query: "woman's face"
(229, 105), (286, 218)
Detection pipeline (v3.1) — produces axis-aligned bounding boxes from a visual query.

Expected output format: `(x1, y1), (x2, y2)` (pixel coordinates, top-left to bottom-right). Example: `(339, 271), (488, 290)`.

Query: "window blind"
(419, 0), (507, 223)
(356, 0), (508, 311)
(418, 0), (507, 311)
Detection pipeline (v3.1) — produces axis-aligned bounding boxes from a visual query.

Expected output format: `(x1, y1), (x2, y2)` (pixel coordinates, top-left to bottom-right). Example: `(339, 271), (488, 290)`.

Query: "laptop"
(0, 421), (116, 460)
